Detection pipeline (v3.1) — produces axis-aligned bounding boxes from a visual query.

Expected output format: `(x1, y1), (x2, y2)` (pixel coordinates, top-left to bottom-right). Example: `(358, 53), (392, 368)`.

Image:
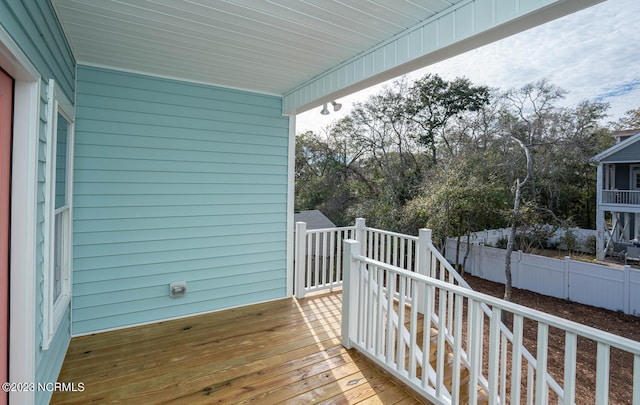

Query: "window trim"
(42, 79), (75, 350)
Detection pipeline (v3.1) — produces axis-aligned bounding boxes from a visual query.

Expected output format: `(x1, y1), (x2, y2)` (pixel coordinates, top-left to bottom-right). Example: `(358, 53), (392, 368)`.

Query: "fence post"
(355, 218), (366, 256)
(295, 221), (307, 299)
(342, 239), (360, 349)
(564, 256), (571, 300)
(624, 265), (631, 314)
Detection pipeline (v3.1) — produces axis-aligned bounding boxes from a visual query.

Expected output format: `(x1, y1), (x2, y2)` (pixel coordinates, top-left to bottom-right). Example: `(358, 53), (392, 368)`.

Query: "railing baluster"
(634, 354), (640, 404)
(358, 260), (366, 345)
(329, 231), (335, 285)
(595, 342), (610, 404)
(451, 294), (463, 405)
(447, 270), (454, 335)
(409, 279), (418, 379)
(436, 288), (447, 397)
(314, 233), (320, 287)
(469, 299), (482, 405)
(488, 307), (502, 405)
(306, 234), (312, 290)
(511, 314), (524, 405)
(407, 237), (413, 272)
(386, 273), (396, 365)
(397, 276), (407, 373)
(422, 283), (434, 389)
(375, 266), (385, 357)
(563, 332), (577, 405)
(322, 231), (329, 285)
(501, 333), (507, 404)
(385, 234), (391, 265)
(365, 262), (373, 350)
(336, 230), (343, 284)
(535, 323), (549, 405)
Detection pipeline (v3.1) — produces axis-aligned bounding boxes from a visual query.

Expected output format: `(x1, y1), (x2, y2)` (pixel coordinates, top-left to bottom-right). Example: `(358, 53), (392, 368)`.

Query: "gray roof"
(294, 210), (336, 230)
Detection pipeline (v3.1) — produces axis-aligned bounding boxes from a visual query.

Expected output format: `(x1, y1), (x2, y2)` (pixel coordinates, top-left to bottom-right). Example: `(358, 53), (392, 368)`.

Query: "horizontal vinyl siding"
(1, 1), (76, 403)
(73, 65), (290, 334)
(602, 141), (640, 163)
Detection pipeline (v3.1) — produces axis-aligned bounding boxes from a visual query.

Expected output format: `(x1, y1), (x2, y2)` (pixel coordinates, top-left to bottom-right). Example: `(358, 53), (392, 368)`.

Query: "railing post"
(415, 229), (431, 314)
(295, 221), (307, 299)
(355, 218), (366, 256)
(342, 239), (360, 349)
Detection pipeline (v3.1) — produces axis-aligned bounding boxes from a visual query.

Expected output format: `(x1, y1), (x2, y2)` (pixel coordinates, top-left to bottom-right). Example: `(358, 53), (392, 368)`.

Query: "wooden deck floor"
(52, 292), (426, 404)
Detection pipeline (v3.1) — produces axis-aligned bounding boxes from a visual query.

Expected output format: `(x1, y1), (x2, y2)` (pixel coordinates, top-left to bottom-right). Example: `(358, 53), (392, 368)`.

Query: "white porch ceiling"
(53, 0), (604, 114)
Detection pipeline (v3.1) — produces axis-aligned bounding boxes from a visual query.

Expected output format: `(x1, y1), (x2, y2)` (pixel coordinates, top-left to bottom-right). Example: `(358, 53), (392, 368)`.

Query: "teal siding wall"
(0, 1), (75, 403)
(73, 66), (290, 334)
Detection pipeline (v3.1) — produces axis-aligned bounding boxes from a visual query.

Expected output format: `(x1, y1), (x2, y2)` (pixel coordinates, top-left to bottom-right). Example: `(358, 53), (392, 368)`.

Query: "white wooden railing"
(341, 237), (640, 404)
(603, 189), (640, 205)
(294, 221), (356, 297)
(296, 218), (430, 298)
(295, 218), (555, 400)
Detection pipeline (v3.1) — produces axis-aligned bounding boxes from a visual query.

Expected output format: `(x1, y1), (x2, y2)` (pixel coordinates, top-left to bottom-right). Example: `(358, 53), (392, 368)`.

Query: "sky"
(297, 0), (639, 134)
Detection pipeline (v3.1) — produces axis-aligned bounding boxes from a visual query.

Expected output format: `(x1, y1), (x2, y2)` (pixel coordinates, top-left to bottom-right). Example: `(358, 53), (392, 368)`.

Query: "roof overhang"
(53, 0), (605, 116)
(591, 132), (640, 164)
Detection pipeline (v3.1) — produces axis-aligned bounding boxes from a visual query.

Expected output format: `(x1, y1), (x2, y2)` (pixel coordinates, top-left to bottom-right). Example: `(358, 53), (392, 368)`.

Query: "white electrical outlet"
(169, 281), (187, 297)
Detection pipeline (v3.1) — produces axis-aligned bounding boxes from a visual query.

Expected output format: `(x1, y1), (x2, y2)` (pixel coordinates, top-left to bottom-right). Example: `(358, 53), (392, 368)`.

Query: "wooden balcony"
(51, 292), (426, 404)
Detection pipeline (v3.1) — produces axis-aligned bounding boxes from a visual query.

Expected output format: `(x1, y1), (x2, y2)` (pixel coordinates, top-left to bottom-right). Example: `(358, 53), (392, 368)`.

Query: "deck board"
(51, 292), (426, 404)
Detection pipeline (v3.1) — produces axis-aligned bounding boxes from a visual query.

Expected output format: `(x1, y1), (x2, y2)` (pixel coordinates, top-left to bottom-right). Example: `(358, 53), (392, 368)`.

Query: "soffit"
(53, 0), (459, 96)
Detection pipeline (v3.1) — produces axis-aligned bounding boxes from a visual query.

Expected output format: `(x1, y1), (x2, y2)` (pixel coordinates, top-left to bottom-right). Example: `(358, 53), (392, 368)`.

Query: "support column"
(596, 164), (606, 260)
(295, 221), (307, 299)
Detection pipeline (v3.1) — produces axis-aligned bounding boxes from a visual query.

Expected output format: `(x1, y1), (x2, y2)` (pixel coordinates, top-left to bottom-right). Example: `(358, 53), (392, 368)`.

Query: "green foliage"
(295, 74), (620, 240)
(402, 162), (509, 247)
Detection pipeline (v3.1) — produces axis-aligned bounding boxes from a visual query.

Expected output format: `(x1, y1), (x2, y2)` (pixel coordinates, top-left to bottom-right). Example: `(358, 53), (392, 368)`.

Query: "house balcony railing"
(294, 218), (640, 404)
(602, 189), (640, 205)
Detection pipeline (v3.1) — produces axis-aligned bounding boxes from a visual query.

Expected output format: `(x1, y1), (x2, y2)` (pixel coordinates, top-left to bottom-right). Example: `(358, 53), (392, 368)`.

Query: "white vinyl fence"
(445, 239), (640, 315)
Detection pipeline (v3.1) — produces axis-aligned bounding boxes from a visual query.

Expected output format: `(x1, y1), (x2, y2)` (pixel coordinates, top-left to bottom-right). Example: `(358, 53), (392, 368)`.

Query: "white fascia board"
(282, 0), (605, 115)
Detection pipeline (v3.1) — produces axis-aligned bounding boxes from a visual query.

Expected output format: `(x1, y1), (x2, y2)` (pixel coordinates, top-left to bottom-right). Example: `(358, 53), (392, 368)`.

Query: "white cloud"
(297, 0), (640, 133)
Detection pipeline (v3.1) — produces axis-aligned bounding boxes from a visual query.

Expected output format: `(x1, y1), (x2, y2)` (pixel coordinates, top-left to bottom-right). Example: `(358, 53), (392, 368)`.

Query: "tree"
(329, 78), (430, 229)
(503, 136), (532, 302)
(611, 107), (640, 130)
(403, 160), (508, 264)
(405, 74), (490, 165)
(294, 130), (369, 225)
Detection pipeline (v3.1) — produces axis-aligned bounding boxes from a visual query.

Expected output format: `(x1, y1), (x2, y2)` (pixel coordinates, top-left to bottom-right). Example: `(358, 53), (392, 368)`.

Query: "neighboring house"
(0, 1), (604, 403)
(592, 130), (640, 260)
(294, 210), (336, 258)
(294, 210), (336, 230)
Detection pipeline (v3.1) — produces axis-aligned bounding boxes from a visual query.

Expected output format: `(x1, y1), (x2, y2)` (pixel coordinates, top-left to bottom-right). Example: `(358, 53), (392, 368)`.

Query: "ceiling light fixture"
(331, 101), (342, 112)
(320, 103), (330, 115)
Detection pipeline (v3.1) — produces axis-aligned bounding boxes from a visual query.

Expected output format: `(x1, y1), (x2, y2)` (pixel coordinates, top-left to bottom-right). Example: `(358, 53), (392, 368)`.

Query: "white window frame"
(42, 79), (75, 350)
(631, 164), (640, 191)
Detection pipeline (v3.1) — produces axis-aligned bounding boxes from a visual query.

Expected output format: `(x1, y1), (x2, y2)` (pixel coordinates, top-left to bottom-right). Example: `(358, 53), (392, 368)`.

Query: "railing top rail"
(603, 189), (640, 192)
(305, 225), (356, 233)
(424, 240), (471, 289)
(353, 252), (640, 355)
(365, 227), (419, 241)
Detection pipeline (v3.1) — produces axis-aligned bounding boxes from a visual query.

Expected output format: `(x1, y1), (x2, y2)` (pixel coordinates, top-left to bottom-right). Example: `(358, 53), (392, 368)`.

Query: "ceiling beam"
(282, 0), (605, 115)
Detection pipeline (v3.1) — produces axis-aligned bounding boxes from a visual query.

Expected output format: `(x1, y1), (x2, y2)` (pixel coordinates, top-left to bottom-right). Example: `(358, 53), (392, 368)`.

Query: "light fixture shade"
(331, 101), (342, 112)
(320, 103), (330, 115)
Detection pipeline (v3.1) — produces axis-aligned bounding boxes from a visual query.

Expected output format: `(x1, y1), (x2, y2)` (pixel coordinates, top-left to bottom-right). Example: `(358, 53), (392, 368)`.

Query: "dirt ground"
(463, 274), (640, 404)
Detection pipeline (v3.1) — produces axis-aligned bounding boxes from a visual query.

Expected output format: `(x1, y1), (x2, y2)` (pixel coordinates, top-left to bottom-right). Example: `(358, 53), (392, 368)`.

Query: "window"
(632, 165), (640, 191)
(42, 80), (74, 349)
